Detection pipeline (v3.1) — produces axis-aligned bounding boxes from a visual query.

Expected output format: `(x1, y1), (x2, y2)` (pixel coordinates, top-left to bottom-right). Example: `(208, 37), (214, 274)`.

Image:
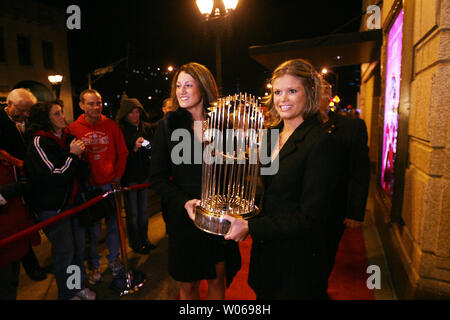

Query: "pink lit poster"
(381, 10), (403, 197)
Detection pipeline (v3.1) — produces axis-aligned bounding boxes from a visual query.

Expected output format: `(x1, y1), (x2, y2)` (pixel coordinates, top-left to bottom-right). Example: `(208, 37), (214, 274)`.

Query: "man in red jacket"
(66, 89), (129, 285)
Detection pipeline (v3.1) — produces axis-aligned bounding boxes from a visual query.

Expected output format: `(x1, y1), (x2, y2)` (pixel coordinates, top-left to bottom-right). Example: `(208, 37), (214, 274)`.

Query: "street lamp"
(48, 74), (63, 99)
(223, 0), (239, 13)
(196, 0), (215, 18)
(196, 0), (239, 94)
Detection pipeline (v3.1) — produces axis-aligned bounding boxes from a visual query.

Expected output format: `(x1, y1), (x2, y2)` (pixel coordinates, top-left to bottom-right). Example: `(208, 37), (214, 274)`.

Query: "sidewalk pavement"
(17, 212), (180, 300)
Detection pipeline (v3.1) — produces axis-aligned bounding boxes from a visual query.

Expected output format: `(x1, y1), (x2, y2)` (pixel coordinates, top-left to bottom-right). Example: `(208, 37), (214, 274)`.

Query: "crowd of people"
(0, 88), (158, 300)
(0, 58), (369, 300)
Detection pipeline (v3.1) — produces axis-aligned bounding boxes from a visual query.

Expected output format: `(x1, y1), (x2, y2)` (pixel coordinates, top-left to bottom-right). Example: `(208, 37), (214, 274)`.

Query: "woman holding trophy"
(150, 62), (241, 300)
(209, 59), (345, 299)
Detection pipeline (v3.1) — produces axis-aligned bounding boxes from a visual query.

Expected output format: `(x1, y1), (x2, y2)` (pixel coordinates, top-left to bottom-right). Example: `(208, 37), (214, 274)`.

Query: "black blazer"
(247, 115), (346, 299)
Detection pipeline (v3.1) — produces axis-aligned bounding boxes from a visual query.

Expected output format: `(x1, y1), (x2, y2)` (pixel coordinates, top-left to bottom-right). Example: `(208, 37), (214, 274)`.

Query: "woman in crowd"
(23, 100), (95, 300)
(188, 59), (345, 299)
(150, 62), (241, 300)
(116, 98), (156, 254)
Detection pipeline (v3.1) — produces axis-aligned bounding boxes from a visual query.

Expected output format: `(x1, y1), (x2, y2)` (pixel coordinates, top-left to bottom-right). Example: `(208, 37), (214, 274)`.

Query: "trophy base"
(194, 206), (259, 236)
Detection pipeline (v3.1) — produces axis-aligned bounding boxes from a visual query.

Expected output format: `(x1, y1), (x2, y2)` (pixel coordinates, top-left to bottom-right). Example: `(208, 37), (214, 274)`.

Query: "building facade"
(0, 0), (73, 121)
(359, 0), (449, 298)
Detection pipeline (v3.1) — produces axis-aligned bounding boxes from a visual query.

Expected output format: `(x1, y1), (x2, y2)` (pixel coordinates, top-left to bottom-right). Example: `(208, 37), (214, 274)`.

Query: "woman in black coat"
(219, 59), (346, 299)
(149, 62), (241, 300)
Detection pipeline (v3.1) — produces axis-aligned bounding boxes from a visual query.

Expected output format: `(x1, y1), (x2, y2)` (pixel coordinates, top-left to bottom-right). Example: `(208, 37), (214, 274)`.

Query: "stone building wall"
(360, 0), (449, 298)
(0, 0), (74, 121)
(405, 0), (449, 298)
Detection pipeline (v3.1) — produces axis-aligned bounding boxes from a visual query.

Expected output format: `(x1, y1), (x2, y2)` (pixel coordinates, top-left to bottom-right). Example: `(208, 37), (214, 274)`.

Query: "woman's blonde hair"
(264, 58), (330, 127)
(169, 62), (219, 112)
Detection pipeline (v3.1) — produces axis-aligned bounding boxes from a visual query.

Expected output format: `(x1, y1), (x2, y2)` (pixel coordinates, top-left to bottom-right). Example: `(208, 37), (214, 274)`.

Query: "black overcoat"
(321, 112), (371, 280)
(325, 112), (370, 222)
(247, 115), (346, 299)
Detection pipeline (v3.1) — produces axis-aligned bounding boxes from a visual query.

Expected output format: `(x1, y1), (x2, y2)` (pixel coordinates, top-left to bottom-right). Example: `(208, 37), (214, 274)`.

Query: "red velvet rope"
(0, 183), (151, 248)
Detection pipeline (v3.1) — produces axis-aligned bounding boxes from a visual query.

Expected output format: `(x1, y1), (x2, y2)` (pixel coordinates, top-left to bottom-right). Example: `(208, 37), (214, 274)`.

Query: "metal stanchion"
(109, 183), (147, 296)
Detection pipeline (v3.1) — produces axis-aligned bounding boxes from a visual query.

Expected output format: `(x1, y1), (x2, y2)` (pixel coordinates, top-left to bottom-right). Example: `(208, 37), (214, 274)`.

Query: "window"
(0, 27), (5, 62)
(17, 35), (32, 66)
(42, 41), (55, 69)
(381, 9), (404, 198)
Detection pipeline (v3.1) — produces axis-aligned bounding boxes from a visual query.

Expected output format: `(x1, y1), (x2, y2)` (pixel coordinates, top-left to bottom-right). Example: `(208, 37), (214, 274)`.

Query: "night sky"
(39, 0), (364, 120)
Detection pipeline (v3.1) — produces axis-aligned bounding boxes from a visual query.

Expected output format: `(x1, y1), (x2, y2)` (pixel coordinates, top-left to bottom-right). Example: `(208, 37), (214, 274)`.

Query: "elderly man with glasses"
(0, 88), (47, 300)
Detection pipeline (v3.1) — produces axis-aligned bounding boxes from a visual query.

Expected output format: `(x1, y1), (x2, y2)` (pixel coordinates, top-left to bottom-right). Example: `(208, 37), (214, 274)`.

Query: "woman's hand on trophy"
(184, 199), (201, 221)
(223, 216), (249, 242)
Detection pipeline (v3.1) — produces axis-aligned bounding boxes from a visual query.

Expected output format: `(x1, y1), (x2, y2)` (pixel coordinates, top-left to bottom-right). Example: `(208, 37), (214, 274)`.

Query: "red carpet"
(195, 227), (374, 300)
(327, 227), (374, 300)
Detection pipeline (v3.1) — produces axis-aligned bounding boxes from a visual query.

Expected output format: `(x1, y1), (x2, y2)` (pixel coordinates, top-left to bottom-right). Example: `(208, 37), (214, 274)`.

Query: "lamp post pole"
(48, 75), (63, 99)
(215, 30), (223, 94)
(196, 0), (239, 95)
(55, 84), (61, 99)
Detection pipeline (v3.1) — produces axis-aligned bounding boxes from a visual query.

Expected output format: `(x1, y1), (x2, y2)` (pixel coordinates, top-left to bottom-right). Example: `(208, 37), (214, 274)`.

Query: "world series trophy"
(194, 93), (264, 235)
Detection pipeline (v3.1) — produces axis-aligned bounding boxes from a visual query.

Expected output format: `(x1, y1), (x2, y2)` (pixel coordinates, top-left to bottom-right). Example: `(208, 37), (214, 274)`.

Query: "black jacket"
(247, 115), (346, 299)
(324, 112), (370, 222)
(0, 107), (28, 160)
(23, 132), (88, 213)
(119, 120), (156, 184)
